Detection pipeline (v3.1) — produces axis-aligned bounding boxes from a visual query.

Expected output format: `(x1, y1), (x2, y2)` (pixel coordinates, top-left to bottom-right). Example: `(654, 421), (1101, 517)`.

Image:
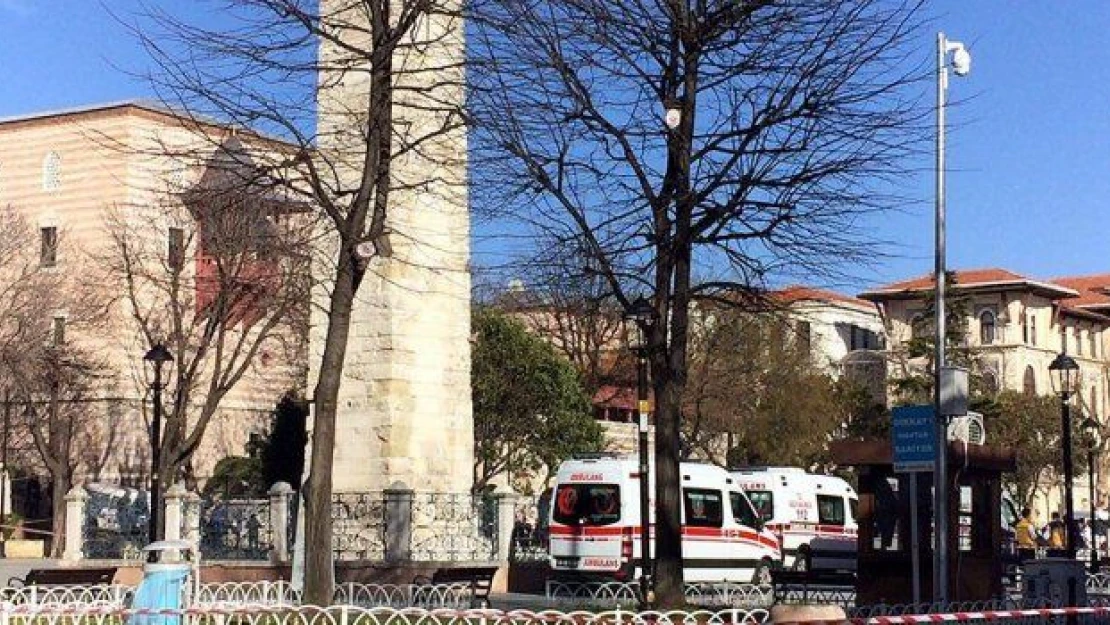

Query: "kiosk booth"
(830, 439), (1016, 605)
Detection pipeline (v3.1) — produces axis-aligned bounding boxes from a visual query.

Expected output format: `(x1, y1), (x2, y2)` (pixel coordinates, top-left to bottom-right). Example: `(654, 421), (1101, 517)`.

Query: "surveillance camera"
(951, 47), (971, 76)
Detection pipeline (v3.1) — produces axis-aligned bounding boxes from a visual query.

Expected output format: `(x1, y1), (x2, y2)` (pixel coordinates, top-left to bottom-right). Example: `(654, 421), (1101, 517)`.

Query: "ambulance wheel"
(752, 559), (773, 585)
(792, 548), (811, 572)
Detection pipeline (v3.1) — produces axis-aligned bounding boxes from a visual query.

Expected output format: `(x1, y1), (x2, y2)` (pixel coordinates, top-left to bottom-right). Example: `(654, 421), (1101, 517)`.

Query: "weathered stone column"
(492, 488), (520, 561)
(269, 482), (294, 564)
(384, 484), (414, 562)
(63, 486), (87, 561)
(184, 491), (202, 548)
(164, 483), (186, 542)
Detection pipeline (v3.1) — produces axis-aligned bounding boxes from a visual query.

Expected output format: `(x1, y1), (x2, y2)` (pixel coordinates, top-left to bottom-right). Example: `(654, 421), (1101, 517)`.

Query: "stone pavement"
(0, 558), (58, 584)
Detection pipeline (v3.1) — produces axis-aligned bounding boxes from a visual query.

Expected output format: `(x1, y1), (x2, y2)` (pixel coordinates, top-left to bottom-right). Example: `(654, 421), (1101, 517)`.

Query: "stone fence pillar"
(269, 482), (293, 564)
(384, 485), (414, 562)
(492, 488), (520, 561)
(63, 486), (87, 561)
(164, 483), (186, 542)
(184, 491), (201, 548)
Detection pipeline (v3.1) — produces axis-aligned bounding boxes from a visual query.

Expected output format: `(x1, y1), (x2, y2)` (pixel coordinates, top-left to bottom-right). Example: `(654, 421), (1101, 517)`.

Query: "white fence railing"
(0, 603), (1106, 625)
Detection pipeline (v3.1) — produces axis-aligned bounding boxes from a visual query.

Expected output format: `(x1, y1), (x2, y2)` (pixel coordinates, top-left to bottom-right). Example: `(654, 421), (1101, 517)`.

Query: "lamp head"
(623, 296), (658, 352)
(1049, 351), (1080, 397)
(144, 343), (174, 365)
(947, 42), (971, 77)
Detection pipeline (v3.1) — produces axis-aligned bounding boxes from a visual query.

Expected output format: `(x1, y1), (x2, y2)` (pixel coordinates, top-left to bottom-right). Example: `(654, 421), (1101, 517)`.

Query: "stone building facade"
(860, 267), (1110, 516)
(0, 101), (302, 485)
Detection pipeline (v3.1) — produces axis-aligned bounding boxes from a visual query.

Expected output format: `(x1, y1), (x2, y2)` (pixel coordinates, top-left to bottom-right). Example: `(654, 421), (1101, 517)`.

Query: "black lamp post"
(1049, 352), (1080, 560)
(623, 296), (657, 606)
(1082, 416), (1102, 573)
(144, 343), (173, 548)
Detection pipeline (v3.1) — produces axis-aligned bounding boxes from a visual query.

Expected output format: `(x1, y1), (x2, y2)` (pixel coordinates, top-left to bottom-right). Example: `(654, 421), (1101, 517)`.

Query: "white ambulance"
(730, 467), (858, 573)
(548, 456), (781, 584)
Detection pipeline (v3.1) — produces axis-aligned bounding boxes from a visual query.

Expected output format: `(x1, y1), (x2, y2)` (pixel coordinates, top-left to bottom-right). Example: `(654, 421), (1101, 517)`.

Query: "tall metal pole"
(636, 349), (652, 606)
(1090, 448), (1099, 573)
(1063, 396), (1076, 560)
(149, 362), (163, 548)
(934, 31), (950, 604)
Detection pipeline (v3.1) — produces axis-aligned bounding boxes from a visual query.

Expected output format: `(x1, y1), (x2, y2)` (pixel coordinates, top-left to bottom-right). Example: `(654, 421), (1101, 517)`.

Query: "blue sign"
(892, 405), (936, 472)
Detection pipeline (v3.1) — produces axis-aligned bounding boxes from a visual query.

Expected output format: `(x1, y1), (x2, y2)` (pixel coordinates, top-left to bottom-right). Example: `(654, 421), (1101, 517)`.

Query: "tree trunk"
(303, 251), (359, 605)
(50, 472), (70, 558)
(653, 370), (684, 605)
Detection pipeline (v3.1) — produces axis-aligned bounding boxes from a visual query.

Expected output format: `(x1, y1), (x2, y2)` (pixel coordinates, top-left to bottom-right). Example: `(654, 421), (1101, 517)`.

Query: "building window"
(850, 325), (881, 351)
(1023, 366), (1036, 396)
(52, 316), (65, 346)
(796, 320), (811, 354)
(1030, 314), (1037, 346)
(979, 310), (996, 345)
(39, 227), (57, 268)
(168, 227), (185, 270)
(42, 152), (60, 191)
(910, 314), (926, 342)
(982, 370), (999, 397)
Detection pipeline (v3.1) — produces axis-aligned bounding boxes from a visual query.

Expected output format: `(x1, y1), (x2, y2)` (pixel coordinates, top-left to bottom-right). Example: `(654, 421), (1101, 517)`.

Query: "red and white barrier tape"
(784, 605), (1110, 624)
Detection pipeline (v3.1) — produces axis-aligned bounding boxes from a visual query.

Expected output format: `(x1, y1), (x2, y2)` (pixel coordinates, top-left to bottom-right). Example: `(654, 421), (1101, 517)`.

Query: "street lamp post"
(1049, 352), (1080, 561)
(933, 32), (971, 604)
(144, 343), (173, 549)
(1082, 416), (1102, 573)
(623, 296), (657, 607)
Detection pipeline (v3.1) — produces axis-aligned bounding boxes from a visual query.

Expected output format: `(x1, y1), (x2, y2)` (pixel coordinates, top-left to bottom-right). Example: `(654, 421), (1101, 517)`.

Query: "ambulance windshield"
(553, 483), (621, 526)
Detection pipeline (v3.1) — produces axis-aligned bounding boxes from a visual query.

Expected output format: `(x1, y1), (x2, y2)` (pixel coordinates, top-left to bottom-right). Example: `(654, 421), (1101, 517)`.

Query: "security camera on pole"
(934, 32), (970, 605)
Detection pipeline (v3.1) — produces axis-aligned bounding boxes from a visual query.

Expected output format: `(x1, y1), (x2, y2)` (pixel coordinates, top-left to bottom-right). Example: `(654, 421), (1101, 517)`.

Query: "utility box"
(1023, 558), (1087, 607)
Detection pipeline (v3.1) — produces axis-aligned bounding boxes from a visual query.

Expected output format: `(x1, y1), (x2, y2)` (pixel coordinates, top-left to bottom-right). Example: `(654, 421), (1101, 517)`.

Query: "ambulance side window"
(729, 492), (759, 528)
(746, 491), (774, 521)
(816, 494), (845, 526)
(849, 497), (858, 523)
(684, 489), (723, 528)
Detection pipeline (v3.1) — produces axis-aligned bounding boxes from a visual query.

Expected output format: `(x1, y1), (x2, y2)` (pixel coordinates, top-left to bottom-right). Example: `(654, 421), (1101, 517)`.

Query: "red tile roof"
(593, 385), (637, 410)
(1051, 274), (1110, 309)
(772, 285), (875, 311)
(859, 267), (1079, 301)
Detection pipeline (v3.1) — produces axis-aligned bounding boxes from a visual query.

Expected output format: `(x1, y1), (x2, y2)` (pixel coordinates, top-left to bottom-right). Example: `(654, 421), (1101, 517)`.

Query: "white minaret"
(310, 1), (473, 494)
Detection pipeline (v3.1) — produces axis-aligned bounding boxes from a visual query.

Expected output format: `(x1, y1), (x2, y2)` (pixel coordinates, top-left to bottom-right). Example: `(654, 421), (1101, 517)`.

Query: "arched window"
(1023, 366), (1037, 396)
(982, 370), (1000, 397)
(979, 310), (996, 345)
(42, 152), (60, 191)
(910, 314), (926, 341)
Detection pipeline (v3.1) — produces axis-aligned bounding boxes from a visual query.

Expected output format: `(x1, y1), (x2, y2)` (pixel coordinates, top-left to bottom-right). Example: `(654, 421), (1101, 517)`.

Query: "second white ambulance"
(730, 467), (858, 573)
(548, 455), (781, 584)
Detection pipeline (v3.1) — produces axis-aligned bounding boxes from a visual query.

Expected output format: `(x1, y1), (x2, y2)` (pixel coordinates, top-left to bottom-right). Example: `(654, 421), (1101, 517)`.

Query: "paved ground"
(0, 558), (58, 584)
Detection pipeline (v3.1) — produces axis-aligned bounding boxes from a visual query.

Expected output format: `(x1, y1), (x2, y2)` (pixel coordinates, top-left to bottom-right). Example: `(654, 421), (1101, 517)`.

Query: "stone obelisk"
(309, 1), (473, 494)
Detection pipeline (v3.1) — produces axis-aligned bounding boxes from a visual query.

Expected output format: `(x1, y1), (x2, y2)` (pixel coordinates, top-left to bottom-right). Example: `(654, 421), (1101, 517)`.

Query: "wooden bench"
(8, 567), (117, 588)
(770, 569), (855, 605)
(413, 566), (498, 608)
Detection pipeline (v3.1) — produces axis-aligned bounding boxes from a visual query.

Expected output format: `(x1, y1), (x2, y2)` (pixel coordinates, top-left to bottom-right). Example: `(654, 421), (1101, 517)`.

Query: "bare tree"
(471, 0), (926, 603)
(494, 270), (630, 398)
(0, 207), (111, 555)
(100, 149), (311, 530)
(129, 0), (465, 601)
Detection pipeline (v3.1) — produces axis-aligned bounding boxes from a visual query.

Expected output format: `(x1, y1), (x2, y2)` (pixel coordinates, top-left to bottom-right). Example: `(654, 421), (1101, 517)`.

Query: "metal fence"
(332, 492), (386, 560)
(410, 492), (497, 561)
(1, 604), (1109, 625)
(198, 497), (270, 560)
(81, 489), (149, 560)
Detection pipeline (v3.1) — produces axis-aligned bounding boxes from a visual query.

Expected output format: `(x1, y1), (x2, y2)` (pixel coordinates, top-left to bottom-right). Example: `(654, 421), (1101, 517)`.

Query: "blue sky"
(0, 1), (1107, 292)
